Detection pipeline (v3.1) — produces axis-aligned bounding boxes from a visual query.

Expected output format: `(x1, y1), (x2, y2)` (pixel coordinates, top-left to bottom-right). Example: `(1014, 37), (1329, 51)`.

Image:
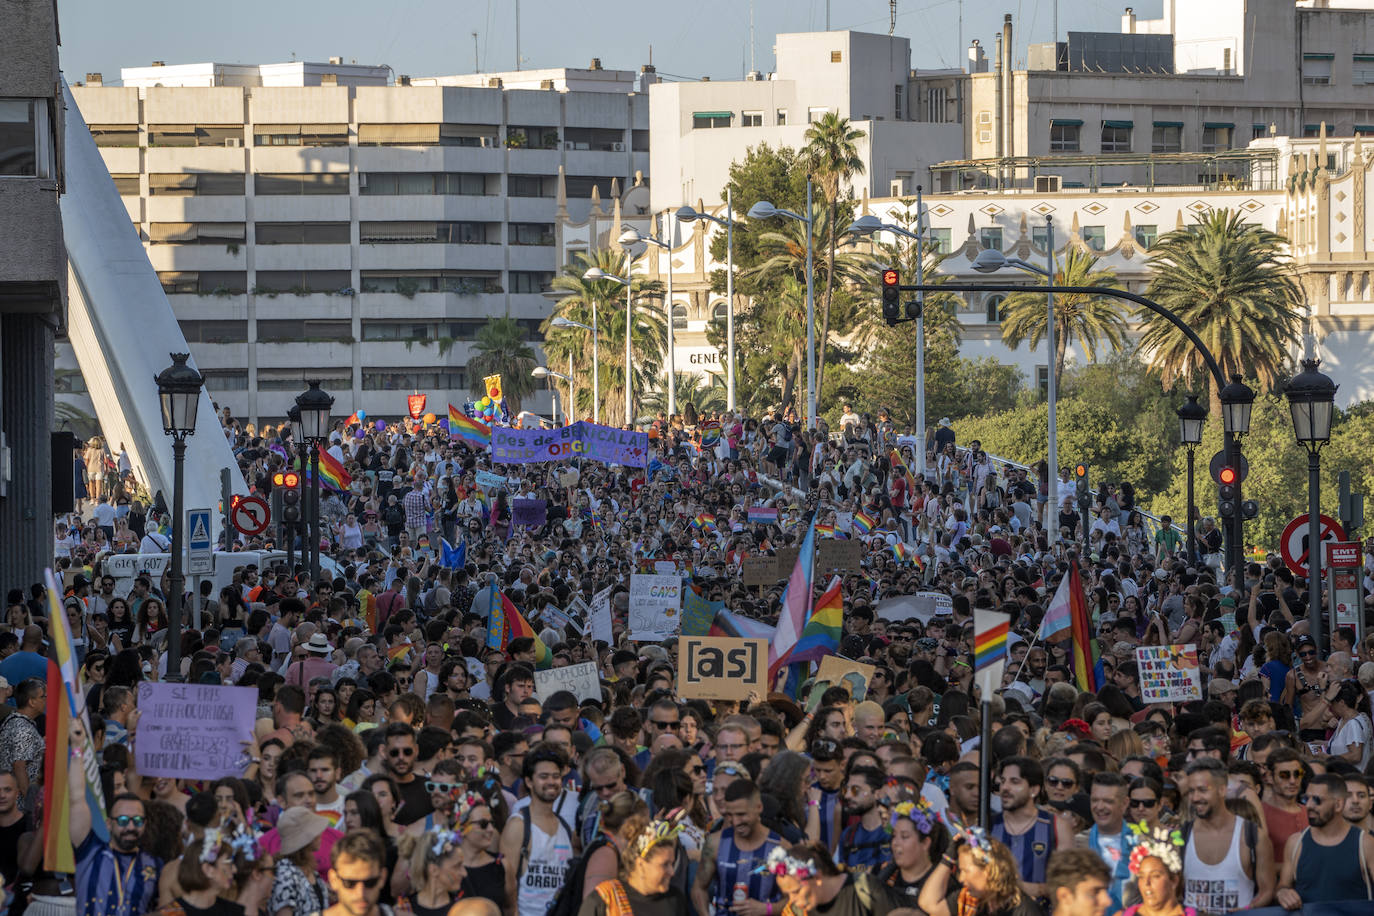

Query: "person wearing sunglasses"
(383, 723), (433, 827)
(326, 830), (393, 916)
(1127, 777), (1166, 830)
(457, 790), (506, 908)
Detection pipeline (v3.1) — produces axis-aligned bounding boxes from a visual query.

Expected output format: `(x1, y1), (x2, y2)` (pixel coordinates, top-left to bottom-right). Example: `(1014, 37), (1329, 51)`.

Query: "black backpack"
(544, 833), (611, 916)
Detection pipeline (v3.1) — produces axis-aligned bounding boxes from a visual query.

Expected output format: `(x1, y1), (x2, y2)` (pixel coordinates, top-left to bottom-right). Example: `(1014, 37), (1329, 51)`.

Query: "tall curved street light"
(553, 308), (600, 423)
(749, 179), (816, 429)
(295, 380), (334, 583)
(970, 216), (1059, 519)
(584, 265), (634, 425)
(155, 352), (204, 682)
(678, 195), (737, 410)
(620, 220), (676, 415)
(532, 365), (573, 426)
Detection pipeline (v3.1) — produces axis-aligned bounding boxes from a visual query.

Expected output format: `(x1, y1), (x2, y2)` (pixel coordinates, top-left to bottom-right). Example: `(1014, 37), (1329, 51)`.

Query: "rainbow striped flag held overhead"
(1064, 563), (1099, 692)
(780, 575), (843, 666)
(769, 516), (819, 680)
(815, 523), (835, 538)
(973, 608), (1011, 699)
(852, 510), (877, 536)
(449, 403), (491, 449)
(891, 541), (910, 564)
(297, 450), (352, 491)
(487, 590), (552, 669)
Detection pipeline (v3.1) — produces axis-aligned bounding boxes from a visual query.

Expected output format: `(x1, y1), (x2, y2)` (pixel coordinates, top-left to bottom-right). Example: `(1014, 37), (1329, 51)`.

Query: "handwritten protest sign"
(775, 547), (801, 578)
(474, 470), (508, 490)
(817, 538), (864, 573)
(134, 682), (257, 779)
(534, 662), (601, 703)
(681, 585), (723, 637)
(1135, 644), (1202, 703)
(741, 557), (777, 586)
(628, 574), (682, 641)
(589, 586), (614, 645)
(678, 636), (768, 700)
(817, 655), (877, 702)
(512, 499), (547, 528)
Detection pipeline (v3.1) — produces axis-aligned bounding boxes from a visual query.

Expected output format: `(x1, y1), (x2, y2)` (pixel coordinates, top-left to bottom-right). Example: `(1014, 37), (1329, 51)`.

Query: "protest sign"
(474, 469), (508, 491)
(540, 604), (572, 630)
(589, 586), (614, 645)
(562, 596), (590, 634)
(817, 655), (877, 701)
(834, 512), (853, 534)
(681, 585), (723, 637)
(559, 470), (580, 488)
(654, 560), (679, 577)
(534, 662), (601, 703)
(741, 557), (777, 586)
(678, 636), (768, 700)
(875, 592), (953, 624)
(464, 656), (486, 684)
(511, 499), (547, 528)
(134, 682), (257, 779)
(1135, 644), (1202, 703)
(628, 574), (682, 641)
(817, 538), (864, 573)
(775, 547), (801, 578)
(490, 420), (649, 467)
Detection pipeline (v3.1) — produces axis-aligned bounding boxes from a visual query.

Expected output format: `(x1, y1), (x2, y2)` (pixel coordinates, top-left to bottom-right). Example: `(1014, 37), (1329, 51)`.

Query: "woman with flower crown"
(576, 813), (689, 916)
(154, 832), (274, 916)
(877, 798), (948, 904)
(395, 827), (466, 916)
(916, 826), (1041, 916)
(1121, 826), (1192, 916)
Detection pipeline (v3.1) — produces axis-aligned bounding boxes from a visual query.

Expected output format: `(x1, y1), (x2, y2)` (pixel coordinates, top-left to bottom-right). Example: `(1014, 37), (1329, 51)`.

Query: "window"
(925, 88), (948, 123)
(1201, 124), (1233, 152)
(985, 295), (1005, 323)
(255, 222), (351, 245)
(1356, 55), (1374, 85)
(1252, 124), (1268, 141)
(672, 305), (688, 330)
(252, 124), (349, 147)
(510, 271), (554, 293)
(179, 320), (248, 343)
(256, 319), (352, 342)
(149, 222), (247, 245)
(148, 125), (244, 147)
(1032, 226), (1050, 250)
(509, 174), (555, 197)
(1134, 224), (1158, 248)
(149, 172), (245, 196)
(1356, 125), (1374, 137)
(361, 172), (490, 195)
(776, 109), (787, 126)
(111, 174), (141, 195)
(359, 271), (499, 294)
(1302, 54), (1333, 85)
(361, 321), (429, 341)
(1303, 124), (1321, 138)
(564, 127), (625, 151)
(712, 302), (729, 322)
(929, 227), (952, 253)
(157, 271), (247, 294)
(1049, 121), (1081, 152)
(253, 270), (352, 293)
(1100, 122), (1132, 153)
(565, 175), (616, 199)
(1082, 226), (1106, 251)
(1037, 367), (1050, 398)
(359, 221), (496, 244)
(509, 223), (555, 246)
(257, 369), (351, 391)
(363, 369), (467, 391)
(254, 173), (349, 195)
(632, 129), (649, 151)
(808, 107), (831, 124)
(507, 126), (559, 149)
(200, 370), (249, 391)
(830, 50), (842, 63)
(980, 227), (1003, 250)
(0, 98), (50, 177)
(894, 85), (904, 120)
(692, 112), (731, 129)
(88, 124), (139, 147)
(741, 111), (763, 127)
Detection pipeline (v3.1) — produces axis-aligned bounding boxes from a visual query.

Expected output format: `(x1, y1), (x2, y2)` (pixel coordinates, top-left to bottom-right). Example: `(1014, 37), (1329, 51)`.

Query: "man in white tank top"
(499, 744), (579, 916)
(1180, 758), (1275, 912)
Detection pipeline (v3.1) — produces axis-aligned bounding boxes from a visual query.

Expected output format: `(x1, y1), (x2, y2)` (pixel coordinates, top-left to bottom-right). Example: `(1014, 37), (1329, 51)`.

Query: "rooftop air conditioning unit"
(225, 137), (243, 148)
(612, 141), (625, 151)
(1035, 175), (1062, 193)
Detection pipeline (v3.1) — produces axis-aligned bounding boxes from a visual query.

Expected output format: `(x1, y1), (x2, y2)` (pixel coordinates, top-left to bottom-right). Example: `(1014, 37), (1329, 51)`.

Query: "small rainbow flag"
(891, 541), (910, 564)
(297, 450), (352, 492)
(700, 420), (721, 447)
(973, 608), (1010, 697)
(815, 524), (835, 538)
(487, 591), (551, 669)
(852, 510), (877, 536)
(781, 575), (843, 666)
(449, 404), (491, 449)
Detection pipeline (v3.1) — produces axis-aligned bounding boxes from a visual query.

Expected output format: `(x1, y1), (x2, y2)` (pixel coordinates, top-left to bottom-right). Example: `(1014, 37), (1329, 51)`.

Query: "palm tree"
(543, 249), (666, 426)
(803, 112), (866, 401)
(1000, 247), (1129, 391)
(640, 372), (729, 420)
(466, 317), (537, 414)
(1142, 209), (1302, 409)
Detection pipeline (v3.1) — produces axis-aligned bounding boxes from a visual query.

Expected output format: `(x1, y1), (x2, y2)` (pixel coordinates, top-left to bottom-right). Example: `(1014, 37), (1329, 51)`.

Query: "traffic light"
(1074, 463), (1090, 510)
(277, 470), (302, 525)
(881, 268), (901, 325)
(1218, 466), (1238, 518)
(1241, 499), (1259, 520)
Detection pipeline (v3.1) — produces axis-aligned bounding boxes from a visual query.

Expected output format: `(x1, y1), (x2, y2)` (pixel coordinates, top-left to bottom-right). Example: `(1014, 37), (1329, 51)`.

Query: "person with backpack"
(692, 780), (783, 916)
(500, 743), (580, 916)
(576, 813), (690, 916)
(1179, 757), (1274, 912)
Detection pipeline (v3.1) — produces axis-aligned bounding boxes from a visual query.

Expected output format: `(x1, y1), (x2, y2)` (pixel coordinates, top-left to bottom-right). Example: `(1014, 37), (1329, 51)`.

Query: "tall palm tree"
(466, 317), (537, 414)
(804, 112), (866, 402)
(544, 249), (666, 426)
(1143, 209), (1302, 409)
(640, 372), (728, 420)
(999, 247), (1129, 391)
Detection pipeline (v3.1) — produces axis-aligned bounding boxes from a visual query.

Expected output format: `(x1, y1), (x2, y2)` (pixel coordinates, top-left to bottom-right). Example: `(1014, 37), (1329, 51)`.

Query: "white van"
(99, 550), (343, 600)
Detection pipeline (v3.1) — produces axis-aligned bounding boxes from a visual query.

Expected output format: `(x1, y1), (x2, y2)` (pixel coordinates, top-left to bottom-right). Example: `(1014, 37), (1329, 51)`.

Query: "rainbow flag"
(700, 420), (721, 447)
(769, 516), (818, 680)
(890, 448), (919, 494)
(386, 643), (413, 663)
(691, 512), (717, 532)
(296, 450), (352, 492)
(486, 591), (551, 669)
(815, 524), (836, 538)
(781, 575), (843, 666)
(852, 510), (877, 536)
(891, 541), (910, 564)
(449, 404), (491, 449)
(1064, 563), (1098, 692)
(973, 608), (1010, 698)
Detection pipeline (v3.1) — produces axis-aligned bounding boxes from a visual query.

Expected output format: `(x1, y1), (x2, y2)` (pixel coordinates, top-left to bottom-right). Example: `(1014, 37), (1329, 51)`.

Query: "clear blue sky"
(60, 0), (1144, 86)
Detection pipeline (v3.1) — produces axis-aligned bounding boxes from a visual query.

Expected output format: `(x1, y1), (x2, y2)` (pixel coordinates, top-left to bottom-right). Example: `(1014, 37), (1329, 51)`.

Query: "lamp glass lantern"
(1176, 394), (1207, 446)
(1219, 375), (1255, 437)
(1286, 358), (1339, 449)
(287, 405), (304, 444)
(155, 352), (204, 437)
(295, 380), (334, 442)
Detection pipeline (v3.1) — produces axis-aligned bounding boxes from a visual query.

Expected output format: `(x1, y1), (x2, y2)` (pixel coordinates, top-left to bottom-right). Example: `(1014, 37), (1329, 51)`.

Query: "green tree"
(543, 248), (666, 426)
(999, 248), (1129, 391)
(466, 317), (537, 414)
(1142, 209), (1302, 410)
(640, 372), (728, 421)
(803, 112), (866, 401)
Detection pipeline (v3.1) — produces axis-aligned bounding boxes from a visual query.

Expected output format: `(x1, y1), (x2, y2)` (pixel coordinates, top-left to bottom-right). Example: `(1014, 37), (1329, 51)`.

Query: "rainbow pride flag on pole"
(1064, 563), (1098, 692)
(852, 510), (877, 536)
(486, 591), (551, 669)
(778, 575), (843, 667)
(296, 451), (352, 491)
(449, 404), (491, 449)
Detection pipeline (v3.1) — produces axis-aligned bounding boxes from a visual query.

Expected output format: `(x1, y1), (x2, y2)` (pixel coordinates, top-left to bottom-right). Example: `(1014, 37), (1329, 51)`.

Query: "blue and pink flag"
(768, 517), (818, 680)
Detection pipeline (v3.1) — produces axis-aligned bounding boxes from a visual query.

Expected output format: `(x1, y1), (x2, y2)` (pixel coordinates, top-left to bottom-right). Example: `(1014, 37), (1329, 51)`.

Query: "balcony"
(251, 196), (351, 221)
(250, 291), (355, 319)
(146, 244), (246, 272)
(357, 291), (506, 319)
(146, 195), (247, 223)
(251, 146), (350, 171)
(188, 341), (249, 369)
(357, 195), (504, 222)
(354, 146), (505, 174)
(357, 243), (504, 271)
(97, 147), (142, 174)
(357, 339), (476, 365)
(145, 146), (247, 173)
(168, 292), (249, 320)
(253, 243), (353, 272)
(253, 339), (356, 366)
(508, 197), (557, 221)
(507, 244), (558, 271)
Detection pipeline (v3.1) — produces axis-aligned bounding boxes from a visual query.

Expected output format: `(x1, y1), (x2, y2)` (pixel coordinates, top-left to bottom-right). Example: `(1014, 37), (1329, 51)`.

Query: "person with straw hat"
(269, 807), (331, 916)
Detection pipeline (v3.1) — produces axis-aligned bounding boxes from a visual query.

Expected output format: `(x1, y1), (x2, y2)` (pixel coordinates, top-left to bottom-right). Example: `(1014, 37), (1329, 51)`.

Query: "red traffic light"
(882, 269), (899, 287)
(272, 471), (285, 486)
(283, 471), (300, 487)
(1074, 463), (1088, 478)
(1218, 466), (1237, 486)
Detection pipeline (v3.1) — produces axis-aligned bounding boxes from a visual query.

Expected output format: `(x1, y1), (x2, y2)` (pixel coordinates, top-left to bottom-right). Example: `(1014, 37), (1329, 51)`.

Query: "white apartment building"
(68, 58), (652, 424)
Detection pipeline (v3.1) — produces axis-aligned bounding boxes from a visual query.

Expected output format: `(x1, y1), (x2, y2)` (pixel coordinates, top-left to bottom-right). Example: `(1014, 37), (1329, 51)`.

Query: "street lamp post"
(970, 218), (1060, 518)
(749, 179), (816, 429)
(295, 380), (334, 584)
(1176, 394), (1207, 564)
(582, 266), (633, 426)
(621, 218), (676, 416)
(678, 192), (737, 410)
(154, 352), (204, 682)
(1286, 357), (1339, 649)
(1219, 375), (1255, 581)
(287, 405), (304, 572)
(554, 305), (600, 423)
(533, 366), (573, 426)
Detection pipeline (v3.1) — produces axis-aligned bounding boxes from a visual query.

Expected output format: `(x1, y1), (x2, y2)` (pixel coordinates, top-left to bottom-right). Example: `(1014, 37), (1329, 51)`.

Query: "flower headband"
(429, 828), (462, 859)
(631, 810), (686, 859)
(945, 816), (992, 865)
(886, 798), (937, 837)
(755, 846), (819, 880)
(201, 820), (262, 864)
(1126, 823), (1185, 876)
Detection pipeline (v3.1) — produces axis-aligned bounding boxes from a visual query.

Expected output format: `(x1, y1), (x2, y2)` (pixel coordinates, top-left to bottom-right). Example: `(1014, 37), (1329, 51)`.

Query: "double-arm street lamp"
(749, 180), (817, 429)
(583, 265), (634, 425)
(533, 365), (573, 426)
(155, 352), (205, 682)
(678, 195), (737, 410)
(1286, 357), (1339, 648)
(551, 313), (599, 423)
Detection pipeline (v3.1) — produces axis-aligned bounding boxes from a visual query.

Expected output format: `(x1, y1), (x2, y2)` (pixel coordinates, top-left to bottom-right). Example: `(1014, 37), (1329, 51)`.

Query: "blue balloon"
(356, 409), (367, 420)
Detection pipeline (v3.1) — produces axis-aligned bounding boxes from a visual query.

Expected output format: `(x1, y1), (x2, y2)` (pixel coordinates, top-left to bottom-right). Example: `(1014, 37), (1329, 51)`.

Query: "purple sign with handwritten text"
(491, 421), (650, 467)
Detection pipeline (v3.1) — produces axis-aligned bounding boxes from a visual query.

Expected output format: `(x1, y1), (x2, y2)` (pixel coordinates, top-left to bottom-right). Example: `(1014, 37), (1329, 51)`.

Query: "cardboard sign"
(534, 661), (601, 703)
(1135, 644), (1202, 703)
(475, 469), (508, 491)
(563, 596), (591, 634)
(742, 557), (778, 586)
(589, 586), (614, 645)
(817, 538), (864, 573)
(817, 655), (877, 701)
(559, 470), (580, 488)
(678, 636), (769, 700)
(775, 547), (801, 578)
(875, 592), (953, 624)
(512, 498), (547, 528)
(628, 573), (682, 641)
(134, 682), (258, 779)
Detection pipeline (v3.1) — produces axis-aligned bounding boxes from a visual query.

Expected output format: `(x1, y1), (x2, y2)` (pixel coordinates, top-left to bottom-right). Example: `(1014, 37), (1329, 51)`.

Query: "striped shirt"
(76, 832), (160, 916)
(711, 827), (782, 916)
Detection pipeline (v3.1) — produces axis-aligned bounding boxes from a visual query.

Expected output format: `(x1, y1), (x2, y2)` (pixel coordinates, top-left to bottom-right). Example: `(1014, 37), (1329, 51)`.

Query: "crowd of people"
(18, 400), (1374, 916)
